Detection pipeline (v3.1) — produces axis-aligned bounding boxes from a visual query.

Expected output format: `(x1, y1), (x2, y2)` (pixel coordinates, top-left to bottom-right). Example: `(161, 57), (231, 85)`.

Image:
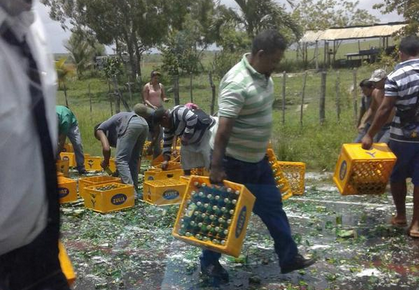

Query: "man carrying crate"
(202, 29), (315, 284)
(362, 35), (419, 238)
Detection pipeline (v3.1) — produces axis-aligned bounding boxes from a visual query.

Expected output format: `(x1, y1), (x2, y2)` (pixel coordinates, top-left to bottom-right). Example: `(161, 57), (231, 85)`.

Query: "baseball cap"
(369, 69), (387, 82)
(133, 103), (154, 118)
(150, 70), (161, 77)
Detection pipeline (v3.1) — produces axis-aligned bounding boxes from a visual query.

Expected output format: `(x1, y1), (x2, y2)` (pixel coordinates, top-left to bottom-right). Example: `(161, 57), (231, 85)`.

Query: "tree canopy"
(374, 0), (418, 35)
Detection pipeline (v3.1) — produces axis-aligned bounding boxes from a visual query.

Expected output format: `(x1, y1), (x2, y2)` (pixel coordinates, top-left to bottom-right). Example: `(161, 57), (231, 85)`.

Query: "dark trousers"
(200, 156), (298, 267)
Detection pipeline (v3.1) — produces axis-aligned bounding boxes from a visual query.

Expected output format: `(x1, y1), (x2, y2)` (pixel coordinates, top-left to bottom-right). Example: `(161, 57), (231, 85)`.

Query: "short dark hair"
(150, 70), (161, 78)
(399, 35), (419, 57)
(251, 29), (287, 56)
(359, 79), (374, 89)
(152, 108), (168, 124)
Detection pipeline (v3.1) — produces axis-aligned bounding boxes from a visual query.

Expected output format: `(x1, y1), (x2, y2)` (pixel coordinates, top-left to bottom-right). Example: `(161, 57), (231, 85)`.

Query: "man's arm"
(96, 129), (111, 168)
(362, 96), (396, 149)
(357, 106), (366, 129)
(210, 117), (235, 183)
(57, 134), (66, 157)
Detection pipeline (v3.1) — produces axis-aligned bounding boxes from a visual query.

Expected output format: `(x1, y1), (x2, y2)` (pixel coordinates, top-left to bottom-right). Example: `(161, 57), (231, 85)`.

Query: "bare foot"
(390, 215), (407, 227)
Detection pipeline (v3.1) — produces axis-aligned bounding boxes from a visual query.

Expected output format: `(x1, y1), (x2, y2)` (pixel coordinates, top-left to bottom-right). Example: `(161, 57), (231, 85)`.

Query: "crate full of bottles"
(172, 176), (255, 257)
(78, 176), (121, 198)
(83, 182), (134, 213)
(333, 143), (397, 195)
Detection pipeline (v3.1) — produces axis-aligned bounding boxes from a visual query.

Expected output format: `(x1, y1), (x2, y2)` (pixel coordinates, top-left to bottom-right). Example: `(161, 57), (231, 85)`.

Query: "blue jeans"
(200, 156), (298, 268)
(67, 124), (85, 172)
(116, 117), (148, 189)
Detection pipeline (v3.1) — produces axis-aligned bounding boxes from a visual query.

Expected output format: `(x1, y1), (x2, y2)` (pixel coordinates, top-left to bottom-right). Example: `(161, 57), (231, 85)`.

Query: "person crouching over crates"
(153, 104), (216, 175)
(56, 105), (87, 174)
(94, 112), (148, 196)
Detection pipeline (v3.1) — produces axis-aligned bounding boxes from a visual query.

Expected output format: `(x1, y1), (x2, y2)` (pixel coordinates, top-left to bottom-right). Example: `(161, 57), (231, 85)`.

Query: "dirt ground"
(61, 172), (419, 290)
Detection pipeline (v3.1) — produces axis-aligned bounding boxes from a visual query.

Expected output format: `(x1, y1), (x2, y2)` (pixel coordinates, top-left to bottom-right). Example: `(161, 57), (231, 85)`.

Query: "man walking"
(201, 29), (315, 284)
(362, 35), (419, 238)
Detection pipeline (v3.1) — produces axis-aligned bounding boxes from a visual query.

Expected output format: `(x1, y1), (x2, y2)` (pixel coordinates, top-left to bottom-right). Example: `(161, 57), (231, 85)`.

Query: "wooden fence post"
(335, 71), (341, 121)
(282, 71), (286, 124)
(88, 83), (92, 122)
(190, 74), (194, 103)
(173, 75), (180, 106)
(320, 71), (327, 125)
(209, 71), (216, 115)
(353, 69), (358, 124)
(300, 71), (308, 127)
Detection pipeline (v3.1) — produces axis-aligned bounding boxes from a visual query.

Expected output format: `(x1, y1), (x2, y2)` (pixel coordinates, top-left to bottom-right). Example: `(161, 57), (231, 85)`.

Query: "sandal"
(390, 216), (407, 227)
(408, 230), (419, 238)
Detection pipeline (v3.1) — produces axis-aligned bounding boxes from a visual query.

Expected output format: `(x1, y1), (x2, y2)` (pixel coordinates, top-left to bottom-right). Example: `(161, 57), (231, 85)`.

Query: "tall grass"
(57, 58), (378, 171)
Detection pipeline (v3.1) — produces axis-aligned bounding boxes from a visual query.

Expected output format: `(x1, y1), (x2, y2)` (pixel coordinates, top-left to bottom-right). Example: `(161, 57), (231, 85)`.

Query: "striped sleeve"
(218, 80), (245, 119)
(177, 108), (198, 136)
(385, 77), (398, 97)
(162, 128), (174, 156)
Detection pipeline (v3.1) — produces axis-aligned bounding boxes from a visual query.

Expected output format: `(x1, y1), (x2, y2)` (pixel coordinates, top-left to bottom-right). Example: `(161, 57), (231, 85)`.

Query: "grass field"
(57, 50), (386, 171)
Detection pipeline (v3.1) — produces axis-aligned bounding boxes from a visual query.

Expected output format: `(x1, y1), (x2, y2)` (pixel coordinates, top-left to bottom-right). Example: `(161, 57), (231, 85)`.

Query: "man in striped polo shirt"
(362, 35), (419, 238)
(200, 29), (315, 285)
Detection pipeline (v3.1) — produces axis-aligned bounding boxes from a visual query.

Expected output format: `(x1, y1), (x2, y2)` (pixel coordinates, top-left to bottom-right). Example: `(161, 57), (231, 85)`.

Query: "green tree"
(374, 0), (418, 34)
(292, 0), (379, 31)
(55, 57), (74, 107)
(220, 0), (302, 41)
(42, 0), (197, 83)
(65, 29), (105, 79)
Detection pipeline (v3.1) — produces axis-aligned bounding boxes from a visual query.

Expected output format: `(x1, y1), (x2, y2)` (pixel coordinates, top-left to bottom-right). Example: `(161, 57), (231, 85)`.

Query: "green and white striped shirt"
(211, 53), (273, 163)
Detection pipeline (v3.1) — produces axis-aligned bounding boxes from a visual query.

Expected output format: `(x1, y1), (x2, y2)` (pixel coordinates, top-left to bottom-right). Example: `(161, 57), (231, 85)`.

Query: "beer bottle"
(195, 234), (203, 240)
(212, 239), (220, 245)
(185, 232), (192, 237)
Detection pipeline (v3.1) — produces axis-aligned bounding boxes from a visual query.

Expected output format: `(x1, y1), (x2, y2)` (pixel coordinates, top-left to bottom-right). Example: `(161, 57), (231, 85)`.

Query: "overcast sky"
(35, 0), (404, 53)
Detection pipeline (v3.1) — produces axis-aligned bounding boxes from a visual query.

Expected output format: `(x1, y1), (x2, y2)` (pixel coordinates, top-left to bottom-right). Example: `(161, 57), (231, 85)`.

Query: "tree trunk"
(173, 75), (180, 106)
(63, 82), (69, 108)
(112, 76), (121, 113)
(209, 71), (216, 115)
(190, 74), (193, 103)
(320, 71), (327, 125)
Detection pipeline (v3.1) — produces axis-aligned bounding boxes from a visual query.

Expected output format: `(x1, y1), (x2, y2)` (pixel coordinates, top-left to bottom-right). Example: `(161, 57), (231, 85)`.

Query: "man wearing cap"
(143, 70), (169, 110)
(362, 35), (419, 238)
(133, 103), (162, 158)
(364, 69), (395, 143)
(153, 105), (215, 175)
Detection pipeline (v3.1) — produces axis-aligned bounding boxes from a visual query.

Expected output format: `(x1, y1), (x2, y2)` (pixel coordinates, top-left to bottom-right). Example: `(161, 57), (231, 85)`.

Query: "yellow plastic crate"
(271, 164), (293, 201)
(58, 176), (78, 204)
(56, 159), (69, 177)
(190, 168), (210, 176)
(143, 179), (187, 206)
(266, 148), (278, 164)
(60, 152), (76, 167)
(84, 156), (103, 171)
(62, 143), (74, 153)
(275, 161), (306, 196)
(58, 241), (76, 286)
(109, 158), (116, 173)
(83, 183), (135, 213)
(144, 168), (184, 181)
(172, 176), (256, 257)
(333, 143), (397, 195)
(78, 176), (121, 198)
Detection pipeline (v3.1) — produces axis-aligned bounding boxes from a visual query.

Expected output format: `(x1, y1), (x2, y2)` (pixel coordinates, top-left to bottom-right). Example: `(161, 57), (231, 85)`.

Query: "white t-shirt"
(0, 6), (58, 255)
